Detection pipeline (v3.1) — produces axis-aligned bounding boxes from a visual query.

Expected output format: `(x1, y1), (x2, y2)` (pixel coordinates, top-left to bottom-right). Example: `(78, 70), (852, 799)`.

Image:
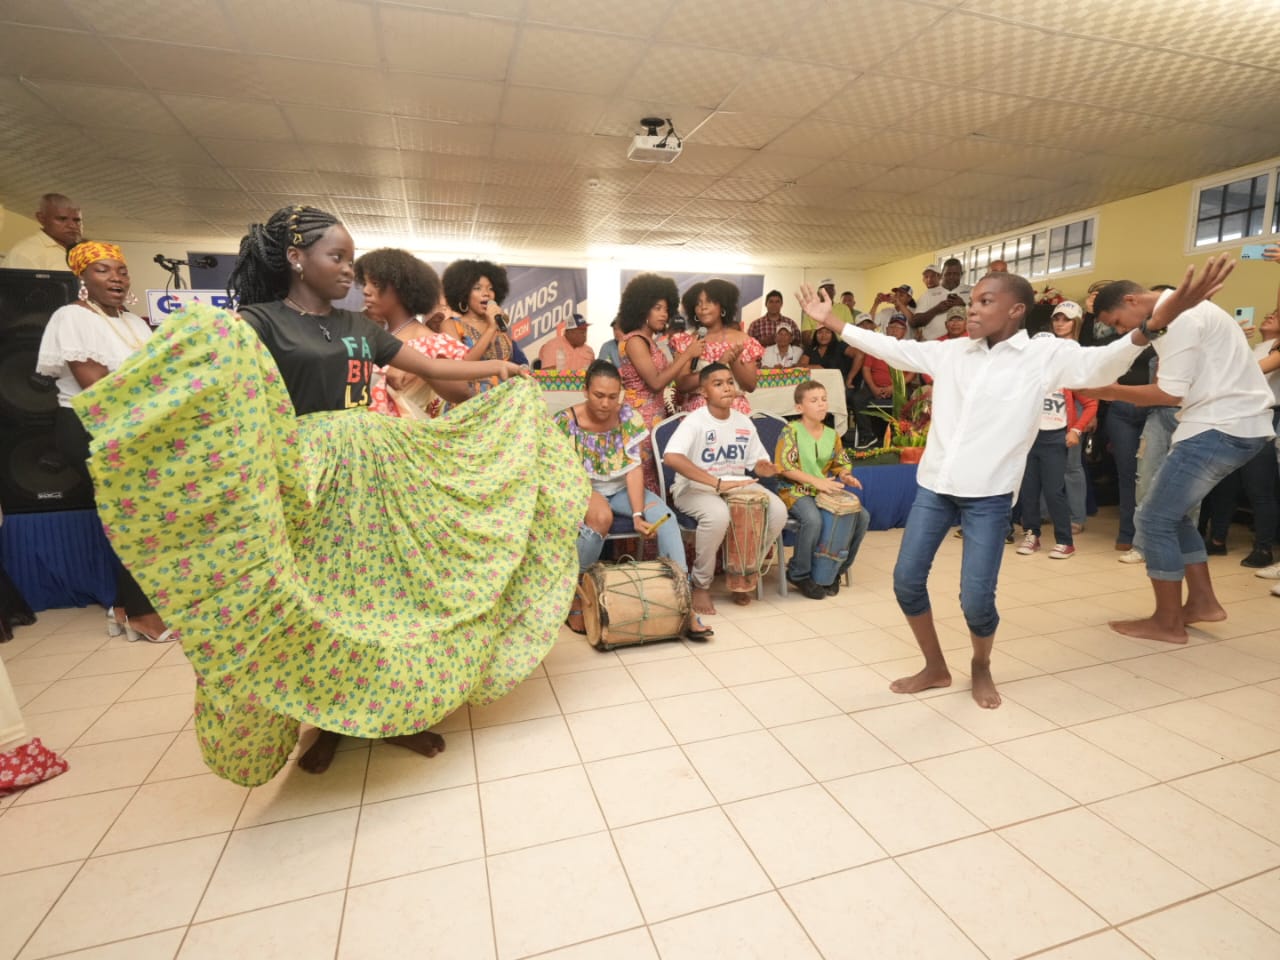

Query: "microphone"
(153, 254), (168, 265)
(690, 325), (707, 371)
(493, 313), (508, 331)
(192, 256), (217, 269)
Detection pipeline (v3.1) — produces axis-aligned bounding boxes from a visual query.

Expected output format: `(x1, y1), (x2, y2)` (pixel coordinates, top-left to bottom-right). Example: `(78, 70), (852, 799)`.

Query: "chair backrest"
(750, 411), (789, 494)
(650, 411), (688, 505)
(531, 358), (543, 371)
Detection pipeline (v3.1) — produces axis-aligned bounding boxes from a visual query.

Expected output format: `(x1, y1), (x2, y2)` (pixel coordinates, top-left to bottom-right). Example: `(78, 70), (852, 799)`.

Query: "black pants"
(54, 407), (155, 618)
(1020, 428), (1072, 545)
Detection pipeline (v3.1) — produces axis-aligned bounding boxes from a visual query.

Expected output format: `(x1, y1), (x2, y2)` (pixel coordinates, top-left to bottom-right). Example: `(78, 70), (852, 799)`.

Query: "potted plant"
(862, 369), (931, 463)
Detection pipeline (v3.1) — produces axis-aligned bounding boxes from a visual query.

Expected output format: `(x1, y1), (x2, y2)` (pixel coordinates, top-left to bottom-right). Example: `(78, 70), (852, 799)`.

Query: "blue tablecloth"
(0, 510), (115, 612)
(849, 463), (918, 530)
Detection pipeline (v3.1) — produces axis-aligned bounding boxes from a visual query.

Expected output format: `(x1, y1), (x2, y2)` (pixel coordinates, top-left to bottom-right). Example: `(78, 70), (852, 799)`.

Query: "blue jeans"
(1135, 430), (1268, 581)
(787, 495), (872, 581)
(894, 486), (1012, 638)
(1021, 428), (1072, 545)
(1137, 407), (1199, 530)
(1105, 400), (1148, 545)
(577, 489), (686, 573)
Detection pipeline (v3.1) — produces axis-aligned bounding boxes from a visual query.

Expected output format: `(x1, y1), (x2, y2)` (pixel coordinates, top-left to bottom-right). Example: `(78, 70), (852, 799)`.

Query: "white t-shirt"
(1150, 291), (1274, 443)
(1039, 389), (1068, 430)
(761, 344), (803, 368)
(913, 285), (952, 341)
(1252, 340), (1280, 408)
(36, 303), (152, 407)
(665, 406), (770, 495)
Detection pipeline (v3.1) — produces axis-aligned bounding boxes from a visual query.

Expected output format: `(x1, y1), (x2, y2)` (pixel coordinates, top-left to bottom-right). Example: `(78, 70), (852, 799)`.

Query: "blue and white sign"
(144, 289), (237, 328)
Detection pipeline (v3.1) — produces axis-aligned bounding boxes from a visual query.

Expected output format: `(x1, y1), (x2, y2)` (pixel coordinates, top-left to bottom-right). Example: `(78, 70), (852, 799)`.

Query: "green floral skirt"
(74, 306), (587, 786)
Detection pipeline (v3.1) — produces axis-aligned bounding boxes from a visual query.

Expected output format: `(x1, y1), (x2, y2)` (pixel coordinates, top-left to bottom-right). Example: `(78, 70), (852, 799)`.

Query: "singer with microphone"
(440, 259), (528, 388)
(669, 279), (765, 416)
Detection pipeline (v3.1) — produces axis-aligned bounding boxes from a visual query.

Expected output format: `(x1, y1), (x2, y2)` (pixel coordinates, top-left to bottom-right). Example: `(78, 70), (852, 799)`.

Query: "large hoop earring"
(78, 280), (88, 302)
(125, 291), (139, 307)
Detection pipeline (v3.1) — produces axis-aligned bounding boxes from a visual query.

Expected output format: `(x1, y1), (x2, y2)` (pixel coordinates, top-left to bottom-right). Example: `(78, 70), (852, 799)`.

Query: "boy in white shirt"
(664, 364), (787, 615)
(796, 257), (1231, 708)
(761, 324), (806, 369)
(1088, 278), (1273, 643)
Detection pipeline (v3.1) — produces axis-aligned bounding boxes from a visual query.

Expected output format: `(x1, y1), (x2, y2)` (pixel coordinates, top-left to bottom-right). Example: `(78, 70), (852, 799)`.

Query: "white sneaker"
(1118, 548), (1145, 564)
(1255, 562), (1280, 580)
(1049, 544), (1076, 560)
(1016, 532), (1040, 555)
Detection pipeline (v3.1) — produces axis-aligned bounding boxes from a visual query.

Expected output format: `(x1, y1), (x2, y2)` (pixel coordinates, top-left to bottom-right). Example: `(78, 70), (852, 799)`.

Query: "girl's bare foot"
(692, 586), (716, 615)
(890, 664), (952, 695)
(386, 731), (446, 758)
(298, 729), (342, 773)
(970, 660), (1001, 709)
(1109, 617), (1188, 644)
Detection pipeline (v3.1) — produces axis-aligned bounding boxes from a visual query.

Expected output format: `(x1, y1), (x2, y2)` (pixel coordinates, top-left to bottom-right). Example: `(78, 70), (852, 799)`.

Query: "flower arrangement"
(1035, 284), (1065, 306)
(861, 369), (931, 449)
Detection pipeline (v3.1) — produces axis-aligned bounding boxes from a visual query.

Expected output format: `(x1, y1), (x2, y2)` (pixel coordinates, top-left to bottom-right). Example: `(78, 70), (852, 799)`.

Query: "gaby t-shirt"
(665, 406), (770, 495)
(240, 301), (402, 415)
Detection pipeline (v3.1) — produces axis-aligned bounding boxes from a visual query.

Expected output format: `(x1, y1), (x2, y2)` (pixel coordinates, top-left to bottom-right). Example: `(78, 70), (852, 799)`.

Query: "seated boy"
(664, 363), (787, 614)
(775, 380), (872, 599)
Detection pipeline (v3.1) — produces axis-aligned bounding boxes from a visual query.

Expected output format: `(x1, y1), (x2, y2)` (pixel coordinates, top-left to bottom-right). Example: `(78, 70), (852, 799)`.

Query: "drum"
(577, 558), (692, 651)
(811, 489), (862, 587)
(722, 489), (770, 594)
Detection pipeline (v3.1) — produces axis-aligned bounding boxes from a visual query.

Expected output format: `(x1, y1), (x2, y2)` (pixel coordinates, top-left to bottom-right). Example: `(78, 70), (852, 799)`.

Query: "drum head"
(578, 571), (606, 649)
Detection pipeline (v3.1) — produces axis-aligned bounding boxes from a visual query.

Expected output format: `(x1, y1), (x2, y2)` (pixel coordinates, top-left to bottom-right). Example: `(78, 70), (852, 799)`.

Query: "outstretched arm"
(389, 345), (526, 383)
(796, 284), (939, 375)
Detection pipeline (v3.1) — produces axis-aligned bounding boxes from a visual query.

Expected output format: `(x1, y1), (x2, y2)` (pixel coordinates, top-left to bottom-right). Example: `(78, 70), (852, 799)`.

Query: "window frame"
(1185, 160), (1280, 254)
(935, 212), (1099, 286)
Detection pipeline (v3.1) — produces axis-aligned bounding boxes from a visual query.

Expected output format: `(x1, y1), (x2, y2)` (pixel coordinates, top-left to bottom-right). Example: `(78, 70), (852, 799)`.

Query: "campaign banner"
(500, 265), (589, 360)
(618, 270), (765, 328)
(144, 289), (237, 328)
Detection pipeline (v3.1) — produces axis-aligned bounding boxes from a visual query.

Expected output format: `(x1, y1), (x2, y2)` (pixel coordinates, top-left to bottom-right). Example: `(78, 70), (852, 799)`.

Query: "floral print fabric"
(369, 332), (468, 419)
(73, 305), (587, 786)
(552, 404), (649, 487)
(667, 333), (764, 415)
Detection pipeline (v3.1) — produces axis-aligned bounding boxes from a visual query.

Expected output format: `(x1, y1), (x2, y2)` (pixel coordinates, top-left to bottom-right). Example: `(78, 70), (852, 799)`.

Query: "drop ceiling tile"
(622, 45), (752, 107)
(162, 94), (293, 141)
(404, 180), (486, 204)
(1, 27), (139, 86)
(106, 39), (267, 98)
(726, 151), (823, 182)
(674, 197), (753, 220)
(199, 138), (311, 171)
(307, 144), (403, 178)
(721, 60), (852, 116)
(394, 119), (494, 156)
(478, 183), (560, 207)
(228, 170), (326, 194)
(493, 128), (596, 164)
(223, 0), (378, 64)
(251, 60), (388, 113)
(331, 197), (408, 219)
(250, 193), (329, 216)
(475, 206), (560, 225)
(915, 170), (1013, 198)
(564, 169), (652, 197)
(68, 0), (239, 48)
(509, 27), (647, 95)
(399, 153), (491, 182)
(613, 193), (687, 215)
(525, 0), (669, 37)
(692, 111), (796, 150)
(774, 0), (950, 65)
(662, 142), (754, 176)
(342, 213), (413, 236)
(408, 202), (477, 222)
(0, 0), (90, 28)
(318, 173), (406, 200)
(593, 101), (714, 139)
(766, 120), (877, 161)
(381, 75), (505, 124)
(628, 170), (719, 197)
(571, 135), (647, 170)
(904, 90), (1035, 139)
(378, 6), (518, 80)
(150, 165), (243, 191)
(88, 128), (213, 164)
(33, 82), (183, 134)
(908, 14), (1048, 86)
(500, 87), (608, 134)
(282, 105), (397, 147)
(857, 165), (957, 194)
(483, 161), (572, 189)
(757, 183), (851, 207)
(698, 178), (785, 202)
(797, 160), (894, 189)
(471, 223), (532, 244)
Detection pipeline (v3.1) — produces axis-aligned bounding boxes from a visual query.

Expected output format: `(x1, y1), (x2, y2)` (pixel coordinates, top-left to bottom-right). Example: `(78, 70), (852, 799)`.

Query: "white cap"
(855, 312), (874, 325)
(1052, 300), (1083, 320)
(818, 278), (836, 288)
(923, 264), (942, 275)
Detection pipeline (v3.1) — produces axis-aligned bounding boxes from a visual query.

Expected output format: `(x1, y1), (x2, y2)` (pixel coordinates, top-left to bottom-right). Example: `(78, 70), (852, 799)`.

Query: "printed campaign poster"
(499, 265), (589, 359)
(618, 270), (765, 329)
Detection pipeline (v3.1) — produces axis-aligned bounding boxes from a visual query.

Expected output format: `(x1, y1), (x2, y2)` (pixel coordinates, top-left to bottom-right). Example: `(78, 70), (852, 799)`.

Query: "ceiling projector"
(628, 117), (682, 164)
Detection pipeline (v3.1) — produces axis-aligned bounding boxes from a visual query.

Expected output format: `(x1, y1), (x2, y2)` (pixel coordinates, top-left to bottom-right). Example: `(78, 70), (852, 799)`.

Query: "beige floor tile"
(1221, 868), (1280, 931)
(564, 701), (675, 762)
(63, 643), (169, 679)
(480, 765), (605, 855)
(650, 893), (820, 960)
(682, 729), (813, 803)
(348, 784), (483, 885)
(1121, 653), (1241, 697)
(469, 676), (561, 728)
(2, 653), (90, 686)
(770, 714), (901, 781)
(0, 862), (80, 960)
(790, 605), (877, 639)
(196, 808), (358, 921)
(999, 675), (1124, 726)
(1049, 625), (1175, 663)
(825, 764), (985, 856)
(237, 744), (368, 826)
(471, 715), (581, 781)
(1200, 686), (1280, 732)
(22, 835), (224, 958)
(550, 666), (645, 714)
(1247, 750), (1280, 781)
(0, 788), (133, 875)
(1122, 893), (1280, 960)
(613, 639), (694, 665)
(97, 773), (249, 855)
(827, 628), (919, 665)
(22, 672), (145, 715)
(922, 690), (1057, 743)
(783, 859), (985, 960)
(584, 747), (716, 828)
(917, 746), (1074, 827)
(697, 646), (794, 686)
(766, 637), (860, 675)
(648, 689), (761, 743)
(999, 636), (1102, 672)
(146, 730), (211, 783)
(612, 807), (771, 924)
(802, 663), (902, 712)
(180, 892), (343, 959)
(898, 832), (1105, 960)
(1057, 662), (1186, 711)
(996, 730), (1156, 804)
(526, 928), (655, 959)
(1169, 643), (1280, 684)
(15, 630), (109, 659)
(725, 784), (883, 886)
(118, 663), (196, 702)
(341, 861), (494, 960)
(75, 693), (193, 746)
(22, 705), (109, 753)
(1139, 699), (1280, 761)
(489, 832), (641, 959)
(1091, 784), (1280, 888)
(55, 929), (187, 959)
(539, 636), (621, 676)
(14, 733), (174, 805)
(729, 676), (841, 727)
(624, 657), (721, 700)
(1029, 931), (1151, 958)
(734, 612), (818, 644)
(851, 701), (982, 762)
(1072, 714), (1228, 781)
(361, 733), (477, 804)
(1001, 807), (1206, 923)
(1171, 763), (1280, 844)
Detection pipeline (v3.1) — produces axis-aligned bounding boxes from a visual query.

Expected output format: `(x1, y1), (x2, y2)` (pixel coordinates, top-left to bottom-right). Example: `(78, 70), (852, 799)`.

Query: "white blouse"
(36, 303), (152, 408)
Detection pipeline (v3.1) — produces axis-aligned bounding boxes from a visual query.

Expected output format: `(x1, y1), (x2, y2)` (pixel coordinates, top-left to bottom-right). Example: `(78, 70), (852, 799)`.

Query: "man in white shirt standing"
(1089, 277), (1273, 644)
(3, 194), (82, 270)
(796, 258), (1230, 708)
(908, 264), (959, 341)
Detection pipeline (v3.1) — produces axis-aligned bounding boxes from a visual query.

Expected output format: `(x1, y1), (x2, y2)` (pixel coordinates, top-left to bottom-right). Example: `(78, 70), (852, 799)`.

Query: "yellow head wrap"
(67, 241), (126, 276)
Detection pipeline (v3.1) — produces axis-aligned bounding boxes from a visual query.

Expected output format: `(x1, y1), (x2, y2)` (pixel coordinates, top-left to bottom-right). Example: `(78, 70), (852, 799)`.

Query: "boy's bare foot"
(1181, 601), (1227, 625)
(970, 660), (1001, 709)
(386, 731), (446, 758)
(1109, 617), (1189, 644)
(298, 729), (342, 773)
(732, 591), (752, 606)
(890, 665), (952, 695)
(692, 586), (716, 615)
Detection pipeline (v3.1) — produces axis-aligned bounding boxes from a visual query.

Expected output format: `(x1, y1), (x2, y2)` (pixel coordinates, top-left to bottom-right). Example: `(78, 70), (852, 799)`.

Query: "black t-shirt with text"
(240, 301), (402, 415)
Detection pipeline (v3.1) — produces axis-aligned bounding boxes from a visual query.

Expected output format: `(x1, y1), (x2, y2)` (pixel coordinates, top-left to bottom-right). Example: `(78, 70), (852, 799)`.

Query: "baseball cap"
(895, 284), (913, 297)
(818, 278), (836, 288)
(1051, 301), (1082, 321)
(923, 264), (942, 275)
(856, 313), (874, 326)
(567, 313), (589, 328)
(945, 305), (967, 320)
(887, 313), (907, 326)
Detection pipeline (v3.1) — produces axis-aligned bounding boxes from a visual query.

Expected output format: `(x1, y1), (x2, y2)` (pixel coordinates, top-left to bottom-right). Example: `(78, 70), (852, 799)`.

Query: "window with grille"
(936, 216), (1096, 284)
(1194, 173), (1270, 246)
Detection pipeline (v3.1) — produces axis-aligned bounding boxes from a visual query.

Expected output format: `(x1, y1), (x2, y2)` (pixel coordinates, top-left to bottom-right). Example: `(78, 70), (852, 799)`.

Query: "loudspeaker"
(0, 268), (90, 513)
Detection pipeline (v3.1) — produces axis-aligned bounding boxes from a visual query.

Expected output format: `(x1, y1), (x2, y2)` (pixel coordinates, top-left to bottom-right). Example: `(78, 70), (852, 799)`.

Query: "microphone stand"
(153, 254), (190, 292)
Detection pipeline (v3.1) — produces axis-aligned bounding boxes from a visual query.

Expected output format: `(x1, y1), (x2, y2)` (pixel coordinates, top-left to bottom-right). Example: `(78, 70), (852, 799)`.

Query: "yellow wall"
(861, 173), (1280, 329)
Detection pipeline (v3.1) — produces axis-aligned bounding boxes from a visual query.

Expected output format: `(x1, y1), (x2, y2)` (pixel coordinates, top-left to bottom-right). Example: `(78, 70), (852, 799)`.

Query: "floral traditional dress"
(668, 332), (764, 415)
(619, 331), (672, 493)
(73, 305), (587, 786)
(369, 332), (468, 419)
(552, 403), (650, 495)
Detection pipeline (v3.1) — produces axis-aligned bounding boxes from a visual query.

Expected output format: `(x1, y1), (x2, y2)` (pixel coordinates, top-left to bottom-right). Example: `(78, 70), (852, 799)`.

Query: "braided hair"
(227, 205), (341, 306)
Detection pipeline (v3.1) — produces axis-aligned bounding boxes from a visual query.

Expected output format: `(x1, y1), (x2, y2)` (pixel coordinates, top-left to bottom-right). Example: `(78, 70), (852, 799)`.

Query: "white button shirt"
(838, 324), (1144, 497)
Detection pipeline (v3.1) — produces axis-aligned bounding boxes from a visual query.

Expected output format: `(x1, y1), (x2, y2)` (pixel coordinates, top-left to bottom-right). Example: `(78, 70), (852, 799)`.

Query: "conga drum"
(721, 489), (770, 594)
(811, 489), (862, 587)
(577, 558), (692, 651)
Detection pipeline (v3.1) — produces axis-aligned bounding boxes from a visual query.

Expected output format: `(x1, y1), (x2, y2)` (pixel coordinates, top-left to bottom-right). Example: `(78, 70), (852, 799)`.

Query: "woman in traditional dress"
(440, 259), (528, 373)
(36, 241), (172, 643)
(669, 279), (764, 414)
(73, 205), (587, 784)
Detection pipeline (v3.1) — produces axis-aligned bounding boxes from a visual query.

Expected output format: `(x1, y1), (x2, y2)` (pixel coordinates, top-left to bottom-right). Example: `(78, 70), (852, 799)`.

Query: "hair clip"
(292, 231), (303, 244)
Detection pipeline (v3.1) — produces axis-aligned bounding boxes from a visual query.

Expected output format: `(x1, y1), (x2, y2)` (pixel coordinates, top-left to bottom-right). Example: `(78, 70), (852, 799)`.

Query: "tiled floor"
(3, 510), (1279, 959)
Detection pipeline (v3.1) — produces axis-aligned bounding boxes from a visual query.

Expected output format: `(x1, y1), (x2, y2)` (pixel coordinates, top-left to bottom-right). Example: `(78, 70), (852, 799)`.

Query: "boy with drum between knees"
(664, 363), (788, 617)
(775, 380), (872, 600)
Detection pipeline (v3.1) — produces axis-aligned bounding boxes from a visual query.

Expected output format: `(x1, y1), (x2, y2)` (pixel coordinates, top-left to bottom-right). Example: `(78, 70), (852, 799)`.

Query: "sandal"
(685, 615), (714, 641)
(125, 620), (178, 643)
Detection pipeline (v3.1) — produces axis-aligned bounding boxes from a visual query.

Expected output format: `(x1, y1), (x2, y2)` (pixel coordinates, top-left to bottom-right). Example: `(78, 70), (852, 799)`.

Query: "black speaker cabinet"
(0, 268), (90, 513)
